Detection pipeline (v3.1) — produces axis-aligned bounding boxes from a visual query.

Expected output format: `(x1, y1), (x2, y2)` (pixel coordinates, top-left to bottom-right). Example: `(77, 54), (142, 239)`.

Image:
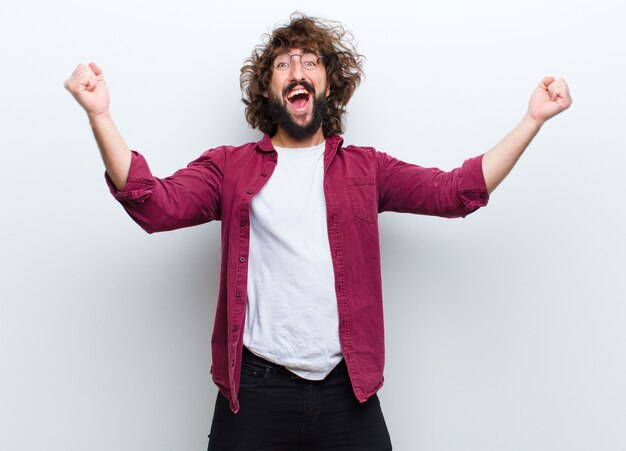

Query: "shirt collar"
(256, 134), (344, 154)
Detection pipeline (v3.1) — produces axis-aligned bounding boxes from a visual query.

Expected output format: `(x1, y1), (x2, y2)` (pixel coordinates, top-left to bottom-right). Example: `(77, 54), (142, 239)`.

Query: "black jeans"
(207, 348), (392, 450)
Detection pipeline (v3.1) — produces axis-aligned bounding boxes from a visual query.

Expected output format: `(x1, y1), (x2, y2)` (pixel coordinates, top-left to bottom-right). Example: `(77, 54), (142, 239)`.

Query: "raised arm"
(482, 77), (572, 194)
(64, 62), (131, 190)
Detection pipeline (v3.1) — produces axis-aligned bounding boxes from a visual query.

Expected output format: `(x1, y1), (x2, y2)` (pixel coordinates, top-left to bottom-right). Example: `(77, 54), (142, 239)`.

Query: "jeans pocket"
(239, 361), (268, 388)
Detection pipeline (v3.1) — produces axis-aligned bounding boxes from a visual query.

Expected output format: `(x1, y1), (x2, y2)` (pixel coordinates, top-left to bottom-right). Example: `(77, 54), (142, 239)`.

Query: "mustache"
(282, 80), (315, 97)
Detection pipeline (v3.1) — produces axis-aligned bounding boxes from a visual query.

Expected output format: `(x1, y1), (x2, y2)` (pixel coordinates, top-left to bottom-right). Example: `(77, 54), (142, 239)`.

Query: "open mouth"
(286, 88), (311, 109)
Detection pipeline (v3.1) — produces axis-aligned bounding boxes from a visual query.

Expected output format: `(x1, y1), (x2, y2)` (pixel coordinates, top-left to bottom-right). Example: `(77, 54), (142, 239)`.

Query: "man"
(64, 13), (571, 451)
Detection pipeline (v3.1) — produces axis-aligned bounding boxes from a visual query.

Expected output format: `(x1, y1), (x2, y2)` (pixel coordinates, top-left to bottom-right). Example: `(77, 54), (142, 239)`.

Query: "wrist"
(522, 112), (544, 130)
(87, 109), (112, 124)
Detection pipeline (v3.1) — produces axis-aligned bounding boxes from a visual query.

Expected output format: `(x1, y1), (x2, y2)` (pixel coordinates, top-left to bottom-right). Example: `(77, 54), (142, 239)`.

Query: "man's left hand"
(527, 76), (572, 126)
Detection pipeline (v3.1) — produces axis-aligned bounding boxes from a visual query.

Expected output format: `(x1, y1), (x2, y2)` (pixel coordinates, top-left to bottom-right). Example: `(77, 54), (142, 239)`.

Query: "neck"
(271, 127), (325, 148)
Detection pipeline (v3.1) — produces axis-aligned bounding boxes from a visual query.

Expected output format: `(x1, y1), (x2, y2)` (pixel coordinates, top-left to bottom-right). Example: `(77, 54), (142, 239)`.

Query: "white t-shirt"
(243, 142), (343, 380)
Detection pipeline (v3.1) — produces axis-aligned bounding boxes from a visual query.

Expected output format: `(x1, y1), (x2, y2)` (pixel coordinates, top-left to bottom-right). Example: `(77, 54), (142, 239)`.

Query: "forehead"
(272, 45), (319, 57)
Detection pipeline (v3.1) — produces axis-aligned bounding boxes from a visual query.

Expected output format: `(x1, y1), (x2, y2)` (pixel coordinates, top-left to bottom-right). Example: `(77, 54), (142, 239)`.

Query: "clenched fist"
(64, 62), (110, 118)
(527, 77), (572, 125)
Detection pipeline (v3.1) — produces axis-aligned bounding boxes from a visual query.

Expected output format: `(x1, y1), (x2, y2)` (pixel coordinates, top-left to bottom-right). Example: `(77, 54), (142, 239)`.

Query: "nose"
(288, 54), (305, 79)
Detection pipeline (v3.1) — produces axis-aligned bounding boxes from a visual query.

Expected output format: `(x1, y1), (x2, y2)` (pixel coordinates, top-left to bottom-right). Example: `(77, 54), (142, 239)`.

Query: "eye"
(301, 53), (319, 69)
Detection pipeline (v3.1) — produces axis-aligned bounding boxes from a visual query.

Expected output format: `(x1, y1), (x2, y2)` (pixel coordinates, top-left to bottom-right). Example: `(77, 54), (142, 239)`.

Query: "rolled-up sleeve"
(105, 151), (156, 203)
(105, 148), (223, 233)
(376, 152), (489, 218)
(456, 154), (490, 213)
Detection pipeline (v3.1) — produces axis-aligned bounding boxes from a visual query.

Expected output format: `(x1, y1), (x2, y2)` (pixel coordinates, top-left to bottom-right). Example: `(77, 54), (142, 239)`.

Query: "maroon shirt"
(106, 134), (489, 413)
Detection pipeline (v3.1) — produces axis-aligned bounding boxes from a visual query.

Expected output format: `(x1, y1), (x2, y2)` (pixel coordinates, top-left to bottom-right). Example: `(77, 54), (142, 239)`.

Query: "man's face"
(266, 48), (331, 139)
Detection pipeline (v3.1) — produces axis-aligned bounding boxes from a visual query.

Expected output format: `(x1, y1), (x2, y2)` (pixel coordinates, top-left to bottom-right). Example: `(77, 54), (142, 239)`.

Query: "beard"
(268, 82), (328, 140)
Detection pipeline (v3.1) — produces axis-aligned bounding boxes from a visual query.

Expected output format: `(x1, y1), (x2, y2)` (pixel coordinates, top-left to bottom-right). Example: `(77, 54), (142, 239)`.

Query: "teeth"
(287, 89), (309, 99)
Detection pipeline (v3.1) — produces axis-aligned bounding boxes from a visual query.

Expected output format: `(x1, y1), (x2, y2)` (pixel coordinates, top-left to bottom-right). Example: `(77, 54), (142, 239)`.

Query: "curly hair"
(240, 13), (365, 137)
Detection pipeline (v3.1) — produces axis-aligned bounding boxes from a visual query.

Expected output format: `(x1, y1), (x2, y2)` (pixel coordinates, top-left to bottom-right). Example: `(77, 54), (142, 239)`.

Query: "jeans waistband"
(241, 347), (346, 381)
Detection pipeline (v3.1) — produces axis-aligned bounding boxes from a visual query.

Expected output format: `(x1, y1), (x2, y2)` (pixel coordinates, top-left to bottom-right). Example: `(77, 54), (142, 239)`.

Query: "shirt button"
(240, 220), (247, 227)
(231, 359), (235, 368)
(239, 256), (246, 263)
(247, 190), (253, 195)
(232, 324), (238, 332)
(236, 291), (242, 298)
(261, 172), (267, 177)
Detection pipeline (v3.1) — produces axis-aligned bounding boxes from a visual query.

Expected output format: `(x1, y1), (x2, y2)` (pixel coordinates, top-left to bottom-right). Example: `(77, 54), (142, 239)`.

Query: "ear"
(263, 90), (269, 98)
(326, 85), (331, 97)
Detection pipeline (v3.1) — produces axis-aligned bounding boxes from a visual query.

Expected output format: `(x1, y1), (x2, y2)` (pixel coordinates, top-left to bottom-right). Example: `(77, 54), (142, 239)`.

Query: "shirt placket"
(229, 150), (278, 390)
(322, 139), (360, 394)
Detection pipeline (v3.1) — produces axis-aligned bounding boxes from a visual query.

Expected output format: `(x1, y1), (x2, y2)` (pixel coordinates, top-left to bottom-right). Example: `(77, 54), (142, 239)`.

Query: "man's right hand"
(64, 62), (131, 190)
(64, 62), (110, 118)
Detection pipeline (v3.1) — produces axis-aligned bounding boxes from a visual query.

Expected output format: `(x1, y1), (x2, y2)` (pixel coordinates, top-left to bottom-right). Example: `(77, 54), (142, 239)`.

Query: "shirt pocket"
(345, 176), (378, 223)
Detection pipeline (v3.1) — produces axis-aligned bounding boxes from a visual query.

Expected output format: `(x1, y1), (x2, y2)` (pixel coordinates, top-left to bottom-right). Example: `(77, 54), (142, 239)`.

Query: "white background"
(1, 0), (625, 450)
